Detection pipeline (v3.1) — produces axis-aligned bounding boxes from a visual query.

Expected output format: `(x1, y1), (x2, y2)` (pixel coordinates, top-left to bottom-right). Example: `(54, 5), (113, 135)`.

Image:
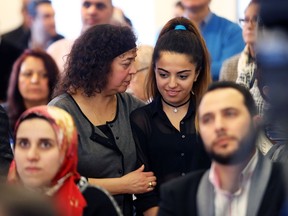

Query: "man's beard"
(208, 124), (259, 165)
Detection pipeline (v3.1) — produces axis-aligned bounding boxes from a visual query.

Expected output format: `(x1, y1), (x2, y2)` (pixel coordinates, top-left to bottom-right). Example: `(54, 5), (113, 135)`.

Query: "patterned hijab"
(7, 105), (86, 216)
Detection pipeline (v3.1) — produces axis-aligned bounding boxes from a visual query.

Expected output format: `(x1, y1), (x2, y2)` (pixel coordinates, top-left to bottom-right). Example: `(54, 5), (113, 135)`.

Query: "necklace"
(162, 97), (191, 113)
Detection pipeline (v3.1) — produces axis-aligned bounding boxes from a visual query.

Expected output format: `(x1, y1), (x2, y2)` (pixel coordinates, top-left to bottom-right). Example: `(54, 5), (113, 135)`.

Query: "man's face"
(198, 88), (256, 165)
(81, 0), (113, 32)
(181, 0), (211, 11)
(33, 3), (56, 37)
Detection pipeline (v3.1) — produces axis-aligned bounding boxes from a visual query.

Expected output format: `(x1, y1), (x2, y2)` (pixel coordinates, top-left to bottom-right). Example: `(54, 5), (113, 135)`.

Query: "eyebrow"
(157, 68), (192, 73)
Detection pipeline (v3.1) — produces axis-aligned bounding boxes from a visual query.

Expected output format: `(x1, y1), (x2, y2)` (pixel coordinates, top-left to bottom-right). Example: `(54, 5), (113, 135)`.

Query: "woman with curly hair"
(49, 24), (158, 216)
(4, 49), (59, 132)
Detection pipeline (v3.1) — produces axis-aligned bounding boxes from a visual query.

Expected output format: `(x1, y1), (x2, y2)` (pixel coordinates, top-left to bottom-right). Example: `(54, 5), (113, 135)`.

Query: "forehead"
(36, 3), (54, 13)
(17, 118), (54, 135)
(245, 3), (259, 15)
(199, 88), (246, 115)
(81, 0), (112, 5)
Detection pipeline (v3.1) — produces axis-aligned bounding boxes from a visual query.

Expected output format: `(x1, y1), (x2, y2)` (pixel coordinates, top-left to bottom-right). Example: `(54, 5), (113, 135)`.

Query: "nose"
(30, 72), (40, 84)
(129, 63), (137, 75)
(27, 146), (40, 161)
(87, 4), (98, 14)
(214, 116), (225, 134)
(168, 76), (177, 88)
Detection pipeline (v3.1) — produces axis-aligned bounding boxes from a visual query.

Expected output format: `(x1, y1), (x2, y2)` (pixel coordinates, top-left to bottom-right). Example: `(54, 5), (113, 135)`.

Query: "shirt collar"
(209, 150), (259, 195)
(200, 11), (213, 29)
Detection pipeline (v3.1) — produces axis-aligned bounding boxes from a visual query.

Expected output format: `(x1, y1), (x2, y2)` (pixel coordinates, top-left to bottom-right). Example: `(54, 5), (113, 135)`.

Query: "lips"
(25, 167), (41, 173)
(166, 90), (180, 97)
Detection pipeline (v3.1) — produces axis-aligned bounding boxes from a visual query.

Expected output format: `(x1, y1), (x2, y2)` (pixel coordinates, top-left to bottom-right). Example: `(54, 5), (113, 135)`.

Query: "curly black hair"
(57, 24), (137, 97)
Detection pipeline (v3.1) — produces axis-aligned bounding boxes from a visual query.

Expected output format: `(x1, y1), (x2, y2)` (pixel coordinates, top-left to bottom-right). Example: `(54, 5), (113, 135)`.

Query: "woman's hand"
(120, 164), (157, 194)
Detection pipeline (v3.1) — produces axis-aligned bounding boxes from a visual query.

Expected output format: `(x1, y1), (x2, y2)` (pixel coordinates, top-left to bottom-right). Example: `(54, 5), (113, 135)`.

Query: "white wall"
(0, 0), (249, 45)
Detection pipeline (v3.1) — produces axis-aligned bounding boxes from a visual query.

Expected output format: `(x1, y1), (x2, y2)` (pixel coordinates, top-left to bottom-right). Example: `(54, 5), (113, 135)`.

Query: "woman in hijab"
(7, 105), (122, 216)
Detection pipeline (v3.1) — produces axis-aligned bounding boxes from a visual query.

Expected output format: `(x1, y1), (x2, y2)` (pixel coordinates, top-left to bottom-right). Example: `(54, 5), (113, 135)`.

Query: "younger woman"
(130, 17), (212, 204)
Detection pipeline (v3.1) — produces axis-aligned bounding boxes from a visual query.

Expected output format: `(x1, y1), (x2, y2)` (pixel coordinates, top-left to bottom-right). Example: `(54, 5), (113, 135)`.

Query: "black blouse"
(130, 95), (211, 194)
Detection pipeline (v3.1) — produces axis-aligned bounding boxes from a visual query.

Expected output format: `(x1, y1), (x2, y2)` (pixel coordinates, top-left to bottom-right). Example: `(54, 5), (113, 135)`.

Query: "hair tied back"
(174, 24), (187, 30)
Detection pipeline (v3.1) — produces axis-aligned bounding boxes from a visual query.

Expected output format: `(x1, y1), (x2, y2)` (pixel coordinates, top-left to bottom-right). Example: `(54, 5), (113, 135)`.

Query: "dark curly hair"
(7, 49), (59, 131)
(56, 24), (137, 97)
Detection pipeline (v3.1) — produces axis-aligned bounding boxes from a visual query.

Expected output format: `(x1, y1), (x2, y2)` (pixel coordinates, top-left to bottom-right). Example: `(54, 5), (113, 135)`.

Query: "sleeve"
(130, 109), (159, 212)
(82, 185), (123, 216)
(0, 105), (13, 176)
(158, 183), (177, 216)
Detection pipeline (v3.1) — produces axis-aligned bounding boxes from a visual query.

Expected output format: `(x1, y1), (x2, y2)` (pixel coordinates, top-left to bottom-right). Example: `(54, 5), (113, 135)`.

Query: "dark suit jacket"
(158, 154), (286, 216)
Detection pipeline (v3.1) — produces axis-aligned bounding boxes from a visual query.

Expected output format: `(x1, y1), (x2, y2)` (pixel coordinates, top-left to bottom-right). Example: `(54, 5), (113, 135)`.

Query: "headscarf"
(7, 105), (86, 216)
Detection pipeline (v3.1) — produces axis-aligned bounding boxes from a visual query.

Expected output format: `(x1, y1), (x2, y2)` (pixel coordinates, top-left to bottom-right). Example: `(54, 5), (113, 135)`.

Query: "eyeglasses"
(136, 67), (149, 73)
(239, 17), (259, 26)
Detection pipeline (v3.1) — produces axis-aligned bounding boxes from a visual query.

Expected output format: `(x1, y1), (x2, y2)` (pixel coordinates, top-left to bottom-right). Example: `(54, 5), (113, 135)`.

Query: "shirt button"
(109, 124), (113, 128)
(182, 135), (185, 138)
(116, 136), (119, 140)
(181, 153), (185, 157)
(181, 173), (186, 176)
(180, 121), (184, 125)
(118, 170), (123, 174)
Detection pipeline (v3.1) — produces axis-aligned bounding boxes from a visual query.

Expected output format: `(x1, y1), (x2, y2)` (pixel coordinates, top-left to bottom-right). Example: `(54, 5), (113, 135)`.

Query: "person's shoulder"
(47, 38), (74, 53)
(48, 93), (71, 107)
(118, 92), (145, 109)
(162, 170), (207, 192)
(211, 13), (241, 30)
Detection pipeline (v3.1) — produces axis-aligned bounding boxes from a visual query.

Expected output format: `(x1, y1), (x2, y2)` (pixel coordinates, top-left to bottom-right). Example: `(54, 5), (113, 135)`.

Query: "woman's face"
(18, 56), (50, 105)
(105, 48), (137, 94)
(242, 3), (259, 45)
(15, 118), (62, 189)
(155, 51), (198, 106)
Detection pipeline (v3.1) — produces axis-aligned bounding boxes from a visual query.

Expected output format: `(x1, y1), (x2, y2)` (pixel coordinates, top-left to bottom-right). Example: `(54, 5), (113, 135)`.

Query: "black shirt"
(130, 95), (211, 193)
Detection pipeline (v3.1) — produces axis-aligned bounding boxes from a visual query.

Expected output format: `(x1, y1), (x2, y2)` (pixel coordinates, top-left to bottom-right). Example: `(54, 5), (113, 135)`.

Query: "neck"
(24, 99), (49, 109)
(162, 96), (191, 113)
(185, 6), (210, 26)
(248, 44), (256, 58)
(213, 152), (254, 193)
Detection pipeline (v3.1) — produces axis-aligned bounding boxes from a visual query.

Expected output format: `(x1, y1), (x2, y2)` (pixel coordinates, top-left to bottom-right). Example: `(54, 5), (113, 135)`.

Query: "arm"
(88, 164), (156, 195)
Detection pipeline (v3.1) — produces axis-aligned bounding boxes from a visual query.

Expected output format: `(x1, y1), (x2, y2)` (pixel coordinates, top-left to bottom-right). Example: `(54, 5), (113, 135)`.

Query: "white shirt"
(209, 151), (259, 216)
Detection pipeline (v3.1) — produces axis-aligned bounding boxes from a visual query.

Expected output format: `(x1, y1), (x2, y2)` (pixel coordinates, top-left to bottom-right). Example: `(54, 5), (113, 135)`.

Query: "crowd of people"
(0, 0), (288, 215)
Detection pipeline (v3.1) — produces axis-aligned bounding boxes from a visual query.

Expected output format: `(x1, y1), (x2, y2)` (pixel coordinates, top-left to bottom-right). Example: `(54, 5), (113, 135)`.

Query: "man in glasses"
(47, 0), (114, 74)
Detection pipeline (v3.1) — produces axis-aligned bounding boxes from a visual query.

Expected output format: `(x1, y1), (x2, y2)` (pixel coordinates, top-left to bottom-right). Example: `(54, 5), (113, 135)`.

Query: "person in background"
(174, 1), (185, 17)
(7, 105), (122, 216)
(127, 45), (154, 102)
(130, 17), (211, 213)
(47, 0), (114, 74)
(2, 0), (63, 50)
(219, 0), (260, 82)
(27, 0), (64, 50)
(158, 81), (286, 216)
(0, 106), (13, 179)
(3, 49), (59, 132)
(235, 1), (264, 115)
(1, 0), (31, 50)
(48, 24), (158, 216)
(181, 0), (245, 80)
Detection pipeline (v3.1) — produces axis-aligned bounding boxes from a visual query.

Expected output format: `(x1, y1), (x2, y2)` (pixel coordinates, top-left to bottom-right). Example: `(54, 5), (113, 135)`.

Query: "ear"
(194, 71), (200, 82)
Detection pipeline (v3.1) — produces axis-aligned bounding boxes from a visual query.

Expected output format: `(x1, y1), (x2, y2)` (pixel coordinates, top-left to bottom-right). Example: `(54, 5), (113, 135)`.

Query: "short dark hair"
(56, 24), (136, 97)
(200, 81), (257, 117)
(27, 0), (52, 18)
